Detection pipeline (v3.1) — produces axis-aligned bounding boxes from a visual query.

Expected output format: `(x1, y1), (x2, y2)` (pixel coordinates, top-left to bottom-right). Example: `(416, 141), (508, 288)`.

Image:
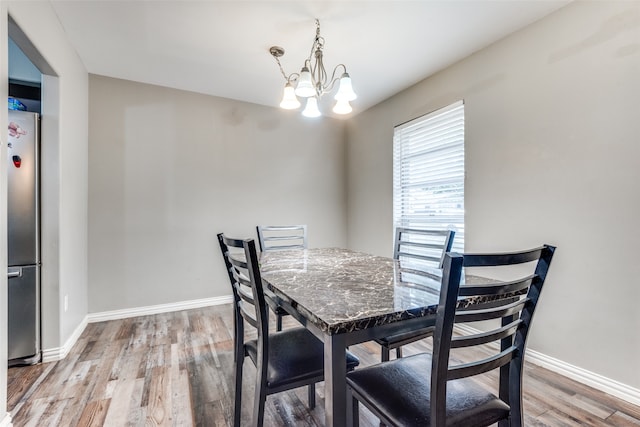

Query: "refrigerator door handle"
(8, 269), (22, 279)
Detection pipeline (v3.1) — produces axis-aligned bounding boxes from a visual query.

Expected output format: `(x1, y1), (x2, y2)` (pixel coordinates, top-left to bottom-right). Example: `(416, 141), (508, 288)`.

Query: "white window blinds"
(393, 100), (465, 252)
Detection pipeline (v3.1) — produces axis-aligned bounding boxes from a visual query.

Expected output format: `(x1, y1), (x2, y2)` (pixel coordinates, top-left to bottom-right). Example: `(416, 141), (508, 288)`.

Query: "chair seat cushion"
(346, 353), (510, 427)
(246, 327), (360, 389)
(374, 326), (434, 348)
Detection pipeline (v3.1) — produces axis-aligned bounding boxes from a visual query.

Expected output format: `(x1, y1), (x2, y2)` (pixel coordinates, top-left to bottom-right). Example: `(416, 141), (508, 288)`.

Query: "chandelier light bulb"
(279, 83), (301, 110)
(332, 99), (352, 115)
(302, 97), (321, 118)
(334, 73), (357, 101)
(295, 66), (316, 98)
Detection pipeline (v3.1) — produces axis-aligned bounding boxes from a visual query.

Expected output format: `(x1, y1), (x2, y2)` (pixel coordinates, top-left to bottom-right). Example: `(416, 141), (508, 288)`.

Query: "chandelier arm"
(287, 72), (300, 84)
(329, 64), (347, 85)
(319, 64), (348, 94)
(307, 39), (318, 62)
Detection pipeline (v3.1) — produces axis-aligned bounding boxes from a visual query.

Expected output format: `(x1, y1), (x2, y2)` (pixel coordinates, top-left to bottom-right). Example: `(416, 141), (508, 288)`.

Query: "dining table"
(259, 247), (495, 427)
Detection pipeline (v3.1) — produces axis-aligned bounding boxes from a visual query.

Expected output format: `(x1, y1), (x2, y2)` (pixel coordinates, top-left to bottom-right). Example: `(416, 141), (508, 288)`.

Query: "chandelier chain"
(273, 54), (295, 83)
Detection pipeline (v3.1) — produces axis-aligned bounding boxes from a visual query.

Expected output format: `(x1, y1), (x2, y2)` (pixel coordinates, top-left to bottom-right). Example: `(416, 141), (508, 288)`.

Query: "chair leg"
(395, 346), (403, 359)
(506, 359), (525, 427)
(253, 370), (267, 427)
(347, 387), (359, 427)
(308, 383), (316, 409)
(276, 313), (283, 332)
(381, 346), (390, 362)
(233, 355), (243, 427)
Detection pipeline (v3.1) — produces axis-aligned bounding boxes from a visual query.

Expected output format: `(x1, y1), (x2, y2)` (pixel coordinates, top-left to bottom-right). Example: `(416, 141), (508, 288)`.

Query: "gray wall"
(347, 0), (640, 389)
(88, 75), (347, 312)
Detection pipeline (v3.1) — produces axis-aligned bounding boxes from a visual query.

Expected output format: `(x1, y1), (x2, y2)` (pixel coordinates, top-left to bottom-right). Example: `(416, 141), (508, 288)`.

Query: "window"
(393, 101), (465, 252)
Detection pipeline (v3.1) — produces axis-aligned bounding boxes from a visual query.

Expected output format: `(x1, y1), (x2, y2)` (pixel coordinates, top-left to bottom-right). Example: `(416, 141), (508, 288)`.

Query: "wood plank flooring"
(7, 304), (640, 426)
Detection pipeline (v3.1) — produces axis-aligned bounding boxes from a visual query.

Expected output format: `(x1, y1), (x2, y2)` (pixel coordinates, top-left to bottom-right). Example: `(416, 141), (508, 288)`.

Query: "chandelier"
(269, 19), (357, 118)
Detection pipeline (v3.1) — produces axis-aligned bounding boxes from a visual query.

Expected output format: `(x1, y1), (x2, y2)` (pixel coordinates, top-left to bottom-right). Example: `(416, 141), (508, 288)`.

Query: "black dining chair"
(376, 227), (455, 361)
(256, 224), (308, 252)
(256, 225), (308, 331)
(347, 245), (555, 427)
(217, 233), (360, 427)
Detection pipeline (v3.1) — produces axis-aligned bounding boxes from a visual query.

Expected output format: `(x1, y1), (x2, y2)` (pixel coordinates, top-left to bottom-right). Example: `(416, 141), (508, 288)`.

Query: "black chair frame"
(393, 227), (455, 269)
(347, 245), (555, 427)
(377, 227), (456, 361)
(218, 233), (358, 427)
(256, 224), (308, 252)
(256, 225), (308, 331)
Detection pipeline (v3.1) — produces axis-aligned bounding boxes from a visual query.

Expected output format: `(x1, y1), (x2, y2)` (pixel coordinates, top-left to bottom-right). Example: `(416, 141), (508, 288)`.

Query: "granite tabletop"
(260, 248), (493, 335)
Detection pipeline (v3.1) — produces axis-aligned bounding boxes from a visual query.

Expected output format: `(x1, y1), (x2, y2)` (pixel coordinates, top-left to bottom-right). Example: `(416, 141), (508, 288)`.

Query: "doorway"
(6, 13), (61, 400)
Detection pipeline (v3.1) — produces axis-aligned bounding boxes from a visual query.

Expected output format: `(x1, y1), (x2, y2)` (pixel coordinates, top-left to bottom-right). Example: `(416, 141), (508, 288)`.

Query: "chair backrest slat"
(447, 346), (517, 381)
(458, 275), (534, 296)
(430, 244), (555, 426)
(396, 267), (442, 286)
(235, 274), (252, 289)
(264, 243), (306, 251)
(454, 298), (529, 323)
(217, 233), (270, 357)
(262, 235), (301, 242)
(235, 282), (255, 305)
(393, 227), (455, 269)
(228, 255), (248, 270)
(450, 319), (522, 349)
(396, 251), (441, 263)
(399, 241), (448, 251)
(239, 301), (259, 329)
(257, 225), (308, 252)
(462, 247), (544, 267)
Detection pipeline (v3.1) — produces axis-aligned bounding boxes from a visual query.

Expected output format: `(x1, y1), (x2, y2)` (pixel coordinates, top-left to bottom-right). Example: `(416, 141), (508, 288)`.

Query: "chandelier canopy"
(270, 19), (357, 118)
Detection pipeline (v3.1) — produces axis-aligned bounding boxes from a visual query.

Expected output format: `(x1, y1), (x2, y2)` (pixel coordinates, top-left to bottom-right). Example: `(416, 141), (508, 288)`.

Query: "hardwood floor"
(7, 305), (640, 426)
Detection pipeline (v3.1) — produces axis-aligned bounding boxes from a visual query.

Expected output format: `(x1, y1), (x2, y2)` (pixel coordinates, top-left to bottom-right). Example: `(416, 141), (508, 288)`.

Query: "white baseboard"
(454, 324), (640, 407)
(526, 348), (640, 407)
(87, 295), (234, 323)
(41, 296), (233, 362)
(42, 315), (89, 363)
(0, 412), (13, 427)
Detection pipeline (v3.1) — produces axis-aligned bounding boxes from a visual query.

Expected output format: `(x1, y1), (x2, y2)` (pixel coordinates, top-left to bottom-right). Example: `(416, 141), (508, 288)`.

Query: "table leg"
(324, 333), (347, 427)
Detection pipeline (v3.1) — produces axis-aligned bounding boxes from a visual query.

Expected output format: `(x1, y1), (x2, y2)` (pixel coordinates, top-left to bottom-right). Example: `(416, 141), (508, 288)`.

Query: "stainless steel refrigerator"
(7, 109), (40, 365)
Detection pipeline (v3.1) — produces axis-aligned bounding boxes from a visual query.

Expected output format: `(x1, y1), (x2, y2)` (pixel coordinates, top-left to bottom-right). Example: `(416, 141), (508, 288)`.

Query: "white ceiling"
(49, 0), (571, 117)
